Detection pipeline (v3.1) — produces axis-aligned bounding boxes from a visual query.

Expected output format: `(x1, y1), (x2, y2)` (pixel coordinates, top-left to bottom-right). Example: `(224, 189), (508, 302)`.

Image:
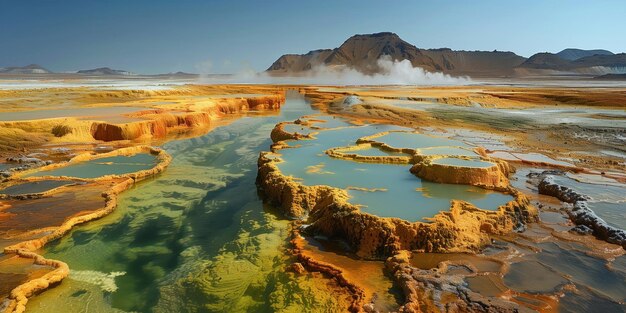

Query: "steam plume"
(199, 56), (470, 85)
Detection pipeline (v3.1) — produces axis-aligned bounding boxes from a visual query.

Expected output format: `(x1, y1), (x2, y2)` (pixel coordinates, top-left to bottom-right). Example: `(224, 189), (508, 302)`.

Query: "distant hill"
(517, 53), (571, 70)
(517, 52), (626, 75)
(267, 32), (526, 76)
(267, 49), (335, 72)
(154, 71), (199, 78)
(571, 53), (626, 68)
(593, 73), (626, 80)
(420, 48), (526, 75)
(77, 67), (135, 75)
(0, 64), (52, 74)
(556, 48), (614, 61)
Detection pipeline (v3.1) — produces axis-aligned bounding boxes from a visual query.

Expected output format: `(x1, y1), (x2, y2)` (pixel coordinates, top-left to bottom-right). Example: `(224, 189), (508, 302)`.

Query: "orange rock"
(410, 158), (512, 190)
(257, 151), (537, 260)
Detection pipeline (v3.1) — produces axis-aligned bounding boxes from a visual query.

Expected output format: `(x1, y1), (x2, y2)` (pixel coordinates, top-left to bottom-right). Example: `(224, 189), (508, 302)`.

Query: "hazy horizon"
(2, 0), (625, 74)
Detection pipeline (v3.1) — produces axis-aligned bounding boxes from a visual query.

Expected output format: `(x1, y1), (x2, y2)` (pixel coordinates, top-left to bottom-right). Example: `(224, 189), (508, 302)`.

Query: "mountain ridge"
(0, 64), (52, 74)
(267, 32), (626, 77)
(266, 32), (526, 76)
(517, 52), (626, 75)
(76, 67), (135, 75)
(556, 48), (614, 61)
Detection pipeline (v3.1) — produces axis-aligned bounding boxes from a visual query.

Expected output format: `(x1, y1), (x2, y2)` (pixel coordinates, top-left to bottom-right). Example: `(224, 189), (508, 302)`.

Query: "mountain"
(516, 53), (571, 70)
(321, 32), (439, 73)
(594, 73), (626, 80)
(267, 49), (334, 72)
(517, 52), (626, 75)
(77, 67), (135, 75)
(571, 53), (626, 68)
(556, 48), (614, 61)
(267, 32), (526, 76)
(0, 64), (52, 74)
(154, 71), (199, 78)
(268, 32), (438, 73)
(420, 48), (526, 75)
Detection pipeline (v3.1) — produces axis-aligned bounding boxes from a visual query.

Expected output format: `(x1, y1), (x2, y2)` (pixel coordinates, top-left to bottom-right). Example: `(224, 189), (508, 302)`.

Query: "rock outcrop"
(89, 94), (285, 142)
(352, 130), (514, 189)
(0, 92), (285, 145)
(270, 121), (313, 142)
(268, 32), (438, 74)
(410, 158), (512, 190)
(326, 144), (411, 164)
(537, 173), (626, 249)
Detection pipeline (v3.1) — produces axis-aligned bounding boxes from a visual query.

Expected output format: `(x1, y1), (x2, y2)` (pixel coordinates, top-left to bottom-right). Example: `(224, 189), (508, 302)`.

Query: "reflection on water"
(409, 252), (502, 273)
(549, 175), (626, 230)
(465, 274), (508, 297)
(345, 146), (408, 157)
(303, 115), (356, 129)
(27, 154), (158, 179)
(432, 157), (494, 168)
(504, 260), (568, 293)
(282, 123), (313, 135)
(418, 146), (477, 157)
(0, 180), (75, 195)
(375, 131), (469, 149)
(476, 237), (626, 311)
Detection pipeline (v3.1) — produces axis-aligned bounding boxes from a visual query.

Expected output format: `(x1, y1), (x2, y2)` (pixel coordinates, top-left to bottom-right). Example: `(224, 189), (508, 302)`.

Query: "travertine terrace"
(1, 82), (625, 313)
(0, 84), (286, 313)
(258, 118), (537, 259)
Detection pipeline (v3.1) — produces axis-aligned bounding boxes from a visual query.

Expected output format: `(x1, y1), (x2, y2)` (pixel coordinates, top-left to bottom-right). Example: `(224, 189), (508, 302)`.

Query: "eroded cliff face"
(410, 159), (512, 190)
(0, 87), (285, 153)
(88, 94), (285, 142)
(270, 122), (313, 142)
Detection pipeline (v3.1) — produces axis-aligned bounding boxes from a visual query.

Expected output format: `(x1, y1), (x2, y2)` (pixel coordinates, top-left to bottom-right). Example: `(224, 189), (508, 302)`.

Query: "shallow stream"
(24, 92), (358, 312)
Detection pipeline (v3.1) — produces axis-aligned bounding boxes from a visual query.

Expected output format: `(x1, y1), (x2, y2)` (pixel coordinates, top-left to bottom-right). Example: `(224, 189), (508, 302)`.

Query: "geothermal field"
(0, 76), (624, 313)
(2, 1), (626, 311)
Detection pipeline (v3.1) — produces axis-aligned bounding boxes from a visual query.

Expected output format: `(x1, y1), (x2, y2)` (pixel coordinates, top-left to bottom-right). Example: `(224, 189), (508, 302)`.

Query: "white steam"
(198, 55), (470, 86)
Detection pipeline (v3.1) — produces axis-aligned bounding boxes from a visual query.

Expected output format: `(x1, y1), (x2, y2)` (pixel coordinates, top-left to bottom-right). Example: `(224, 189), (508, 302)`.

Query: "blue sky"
(1, 0), (625, 74)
